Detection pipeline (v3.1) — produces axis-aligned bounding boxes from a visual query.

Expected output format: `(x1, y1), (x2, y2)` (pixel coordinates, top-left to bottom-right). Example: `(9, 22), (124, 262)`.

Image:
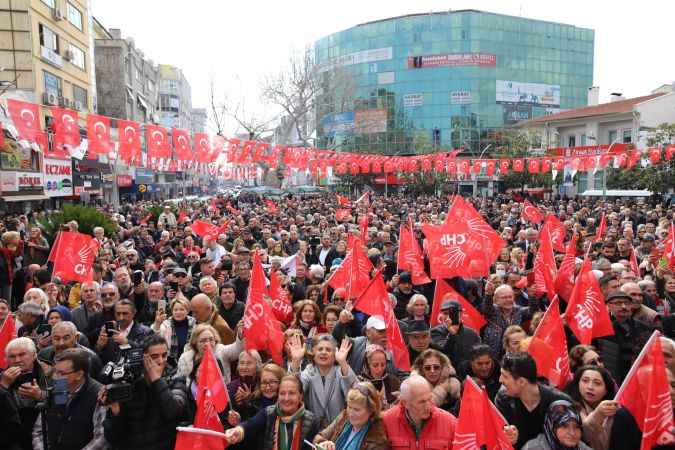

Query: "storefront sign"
(43, 158), (73, 197)
(407, 53), (496, 69)
(17, 171), (44, 189)
(403, 94), (424, 107)
(450, 90), (472, 105)
(117, 175), (133, 187)
(0, 171), (18, 192)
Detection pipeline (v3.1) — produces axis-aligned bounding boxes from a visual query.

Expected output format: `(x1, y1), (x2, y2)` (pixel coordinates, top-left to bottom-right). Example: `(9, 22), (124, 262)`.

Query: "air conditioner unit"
(42, 92), (58, 105)
(63, 50), (73, 61)
(74, 100), (83, 111)
(53, 9), (63, 20)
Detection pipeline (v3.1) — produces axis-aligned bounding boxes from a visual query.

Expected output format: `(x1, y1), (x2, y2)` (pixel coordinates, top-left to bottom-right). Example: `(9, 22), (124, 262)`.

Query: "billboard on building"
(450, 90), (472, 105)
(43, 158), (73, 197)
(407, 53), (496, 68)
(403, 94), (424, 107)
(320, 112), (355, 135)
(318, 47), (393, 72)
(355, 109), (387, 134)
(503, 104), (533, 124)
(496, 80), (560, 106)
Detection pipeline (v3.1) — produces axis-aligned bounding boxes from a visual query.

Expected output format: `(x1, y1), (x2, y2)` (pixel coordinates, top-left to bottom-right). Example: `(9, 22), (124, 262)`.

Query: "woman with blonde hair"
(314, 381), (388, 450)
(152, 296), (196, 363)
(412, 348), (461, 414)
(0, 230), (23, 302)
(176, 323), (242, 385)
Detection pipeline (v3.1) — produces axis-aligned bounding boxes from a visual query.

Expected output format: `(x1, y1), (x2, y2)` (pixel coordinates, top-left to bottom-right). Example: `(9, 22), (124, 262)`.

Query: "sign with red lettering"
(43, 158), (73, 197)
(16, 171), (44, 190)
(408, 53), (496, 68)
(116, 175), (133, 187)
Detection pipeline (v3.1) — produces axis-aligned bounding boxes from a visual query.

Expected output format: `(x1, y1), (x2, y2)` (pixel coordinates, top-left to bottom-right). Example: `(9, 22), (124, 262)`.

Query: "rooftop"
(519, 93), (666, 126)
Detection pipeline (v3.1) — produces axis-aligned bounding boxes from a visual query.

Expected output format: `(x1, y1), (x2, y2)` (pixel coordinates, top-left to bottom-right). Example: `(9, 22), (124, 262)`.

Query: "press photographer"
(31, 348), (104, 450)
(101, 334), (187, 450)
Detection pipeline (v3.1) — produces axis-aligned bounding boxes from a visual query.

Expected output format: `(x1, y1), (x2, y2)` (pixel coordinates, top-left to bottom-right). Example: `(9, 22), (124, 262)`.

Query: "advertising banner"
(496, 80), (561, 106)
(318, 47), (393, 72)
(355, 109), (387, 134)
(503, 104), (533, 125)
(450, 90), (472, 105)
(407, 53), (496, 68)
(43, 158), (73, 197)
(321, 112), (355, 135)
(403, 94), (424, 107)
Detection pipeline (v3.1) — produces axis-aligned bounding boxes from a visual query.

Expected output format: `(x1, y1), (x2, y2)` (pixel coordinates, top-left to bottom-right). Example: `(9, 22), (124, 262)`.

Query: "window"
(580, 134), (586, 146)
(608, 130), (617, 144)
(41, 0), (55, 7)
(568, 135), (576, 147)
(39, 24), (58, 52)
(72, 84), (87, 109)
(66, 2), (83, 30)
(622, 129), (632, 144)
(147, 79), (155, 92)
(43, 71), (61, 96)
(68, 44), (85, 70)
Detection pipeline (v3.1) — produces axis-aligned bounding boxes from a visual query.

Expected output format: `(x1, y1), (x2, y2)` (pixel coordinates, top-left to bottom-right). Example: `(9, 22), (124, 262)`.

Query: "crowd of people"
(0, 190), (674, 450)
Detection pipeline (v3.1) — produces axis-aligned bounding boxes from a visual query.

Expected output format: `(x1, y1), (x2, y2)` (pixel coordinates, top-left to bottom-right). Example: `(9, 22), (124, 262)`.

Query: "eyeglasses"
(53, 369), (76, 377)
(261, 380), (280, 387)
(423, 364), (442, 372)
(101, 293), (116, 298)
(198, 337), (216, 344)
(175, 274), (187, 278)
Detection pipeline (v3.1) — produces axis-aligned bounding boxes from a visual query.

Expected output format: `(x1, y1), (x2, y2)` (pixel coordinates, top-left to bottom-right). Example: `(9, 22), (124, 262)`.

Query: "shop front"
(43, 157), (74, 208)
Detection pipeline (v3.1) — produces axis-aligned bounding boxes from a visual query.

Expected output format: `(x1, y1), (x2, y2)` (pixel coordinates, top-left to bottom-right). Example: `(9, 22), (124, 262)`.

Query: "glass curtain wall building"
(314, 10), (594, 155)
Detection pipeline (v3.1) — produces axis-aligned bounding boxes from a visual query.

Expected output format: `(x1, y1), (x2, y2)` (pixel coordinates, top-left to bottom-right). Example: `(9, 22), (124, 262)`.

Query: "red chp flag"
(431, 279), (486, 331)
(7, 98), (43, 143)
(397, 221), (431, 285)
(86, 114), (113, 160)
(0, 313), (17, 369)
(664, 223), (675, 269)
(423, 196), (504, 279)
(555, 235), (578, 302)
(630, 245), (640, 276)
(242, 252), (284, 364)
(543, 214), (567, 253)
(453, 376), (513, 450)
(52, 107), (81, 155)
(533, 222), (558, 301)
(335, 208), (351, 222)
(336, 194), (349, 207)
(527, 298), (571, 389)
(563, 259), (614, 344)
(615, 331), (675, 450)
(355, 272), (411, 372)
(47, 231), (62, 263)
(269, 269), (293, 324)
(359, 214), (369, 240)
(51, 232), (100, 283)
(117, 120), (142, 165)
(327, 238), (373, 299)
(596, 212), (607, 241)
(522, 200), (544, 224)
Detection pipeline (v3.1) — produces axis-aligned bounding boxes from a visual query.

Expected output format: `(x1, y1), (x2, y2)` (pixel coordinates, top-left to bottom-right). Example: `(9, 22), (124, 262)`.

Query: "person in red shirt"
(381, 374), (456, 450)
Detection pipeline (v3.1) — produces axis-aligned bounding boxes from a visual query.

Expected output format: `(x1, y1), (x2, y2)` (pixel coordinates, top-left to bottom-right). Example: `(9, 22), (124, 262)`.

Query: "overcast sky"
(92, 0), (673, 134)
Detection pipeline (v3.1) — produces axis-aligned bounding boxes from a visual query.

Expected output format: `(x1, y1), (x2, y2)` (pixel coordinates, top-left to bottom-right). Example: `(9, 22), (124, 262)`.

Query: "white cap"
(366, 315), (386, 330)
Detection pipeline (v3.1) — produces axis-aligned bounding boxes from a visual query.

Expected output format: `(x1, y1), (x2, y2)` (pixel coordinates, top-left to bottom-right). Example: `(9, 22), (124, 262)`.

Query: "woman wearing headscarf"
(224, 374), (322, 450)
(357, 344), (400, 410)
(522, 400), (593, 450)
(313, 381), (388, 450)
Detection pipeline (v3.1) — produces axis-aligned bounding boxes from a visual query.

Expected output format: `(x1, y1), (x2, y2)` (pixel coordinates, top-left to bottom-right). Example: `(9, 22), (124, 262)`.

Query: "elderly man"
(0, 337), (51, 450)
(480, 284), (535, 358)
(406, 320), (442, 365)
(71, 281), (101, 339)
(621, 281), (658, 326)
(137, 281), (166, 326)
(204, 237), (227, 264)
(37, 321), (102, 380)
(382, 375), (457, 446)
(158, 205), (177, 227)
(190, 293), (235, 344)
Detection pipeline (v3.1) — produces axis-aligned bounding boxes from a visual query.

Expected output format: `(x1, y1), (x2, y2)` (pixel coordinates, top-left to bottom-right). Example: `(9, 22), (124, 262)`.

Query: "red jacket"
(382, 403), (456, 450)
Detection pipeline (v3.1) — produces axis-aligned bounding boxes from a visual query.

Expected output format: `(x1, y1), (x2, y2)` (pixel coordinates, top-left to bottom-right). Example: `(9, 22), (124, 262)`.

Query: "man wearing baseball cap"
(332, 312), (395, 375)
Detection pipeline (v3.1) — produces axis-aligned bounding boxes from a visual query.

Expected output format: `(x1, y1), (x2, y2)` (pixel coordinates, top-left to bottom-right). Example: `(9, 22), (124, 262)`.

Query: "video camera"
(100, 347), (144, 403)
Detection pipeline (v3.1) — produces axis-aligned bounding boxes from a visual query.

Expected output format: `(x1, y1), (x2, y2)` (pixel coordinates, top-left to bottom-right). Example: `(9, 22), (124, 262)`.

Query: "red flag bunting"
(117, 120), (142, 165)
(52, 107), (80, 155)
(145, 124), (170, 160)
(86, 114), (113, 160)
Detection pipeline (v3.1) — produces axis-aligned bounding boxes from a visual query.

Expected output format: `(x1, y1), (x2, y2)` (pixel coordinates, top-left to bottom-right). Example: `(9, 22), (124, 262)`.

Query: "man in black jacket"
(95, 299), (153, 365)
(439, 300), (481, 370)
(102, 334), (188, 450)
(32, 348), (104, 450)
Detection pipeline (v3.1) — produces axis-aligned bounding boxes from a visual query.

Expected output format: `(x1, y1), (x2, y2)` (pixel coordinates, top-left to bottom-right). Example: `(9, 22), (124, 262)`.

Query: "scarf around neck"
(274, 404), (305, 450)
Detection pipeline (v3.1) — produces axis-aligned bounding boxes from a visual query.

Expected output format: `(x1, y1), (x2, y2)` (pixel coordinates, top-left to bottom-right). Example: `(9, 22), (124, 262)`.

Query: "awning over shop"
(3, 194), (49, 202)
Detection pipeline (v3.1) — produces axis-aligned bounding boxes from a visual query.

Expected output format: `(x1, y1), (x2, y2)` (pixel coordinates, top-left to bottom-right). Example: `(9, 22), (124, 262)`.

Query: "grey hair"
(5, 337), (36, 356)
(81, 281), (101, 296)
(18, 302), (44, 316)
(493, 284), (514, 297)
(199, 276), (217, 288)
(638, 280), (656, 290)
(313, 334), (337, 348)
(238, 349), (263, 370)
(53, 321), (77, 335)
(406, 294), (429, 315)
(102, 282), (119, 294)
(399, 374), (431, 401)
(24, 288), (49, 306)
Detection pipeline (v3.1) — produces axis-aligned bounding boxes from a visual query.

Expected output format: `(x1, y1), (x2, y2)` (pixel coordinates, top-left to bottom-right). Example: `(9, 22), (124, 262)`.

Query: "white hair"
(23, 288), (50, 312)
(53, 321), (77, 335)
(6, 337), (36, 356)
(494, 284), (514, 297)
(199, 276), (217, 288)
(400, 374), (431, 401)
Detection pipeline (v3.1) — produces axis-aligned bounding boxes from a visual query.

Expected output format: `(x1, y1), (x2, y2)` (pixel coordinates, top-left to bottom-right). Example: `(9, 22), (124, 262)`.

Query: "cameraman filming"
(102, 334), (187, 450)
(32, 348), (104, 450)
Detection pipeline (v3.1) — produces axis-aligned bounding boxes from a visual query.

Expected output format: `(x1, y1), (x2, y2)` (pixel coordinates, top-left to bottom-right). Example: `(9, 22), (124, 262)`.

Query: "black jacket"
(595, 317), (652, 384)
(441, 324), (482, 370)
(97, 322), (154, 365)
(103, 374), (187, 450)
(242, 405), (321, 450)
(40, 377), (102, 450)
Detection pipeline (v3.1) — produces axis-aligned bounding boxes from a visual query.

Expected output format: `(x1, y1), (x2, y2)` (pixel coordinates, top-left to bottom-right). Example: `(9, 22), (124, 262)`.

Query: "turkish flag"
(0, 313), (17, 369)
(431, 279), (486, 331)
(541, 158), (552, 172)
(52, 232), (100, 283)
(252, 142), (270, 163)
(486, 160), (496, 176)
(563, 259), (614, 344)
(543, 214), (566, 253)
(615, 331), (675, 450)
(145, 124), (170, 160)
(528, 158), (540, 173)
(269, 269), (293, 324)
(472, 160), (482, 175)
(327, 238), (373, 299)
(534, 222), (558, 301)
(528, 298), (571, 389)
(666, 145), (675, 161)
(336, 194), (349, 207)
(52, 107), (80, 155)
(453, 376), (513, 450)
(7, 99), (43, 144)
(117, 120), (141, 165)
(335, 208), (351, 222)
(499, 159), (510, 173)
(355, 272), (411, 372)
(513, 159), (525, 172)
(423, 196), (504, 279)
(86, 114), (112, 160)
(172, 128), (193, 161)
(447, 160), (457, 173)
(434, 158), (445, 172)
(264, 199), (278, 215)
(522, 200), (544, 224)
(194, 133), (212, 163)
(596, 212), (607, 241)
(649, 148), (661, 165)
(555, 235), (578, 302)
(554, 157), (565, 171)
(226, 138), (240, 163)
(458, 160), (471, 176)
(397, 221), (431, 285)
(243, 252), (284, 364)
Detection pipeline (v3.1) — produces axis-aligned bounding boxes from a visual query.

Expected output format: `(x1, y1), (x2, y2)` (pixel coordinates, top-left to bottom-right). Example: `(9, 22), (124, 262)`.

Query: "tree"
(37, 204), (118, 241)
(208, 75), (228, 136)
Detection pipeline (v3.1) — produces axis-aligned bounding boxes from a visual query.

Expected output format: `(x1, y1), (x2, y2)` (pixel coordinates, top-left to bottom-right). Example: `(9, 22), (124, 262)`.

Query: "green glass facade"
(314, 10), (594, 155)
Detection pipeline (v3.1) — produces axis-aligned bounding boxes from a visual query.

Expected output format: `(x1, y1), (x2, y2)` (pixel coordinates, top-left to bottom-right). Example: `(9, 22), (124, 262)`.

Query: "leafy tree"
(37, 204), (118, 241)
